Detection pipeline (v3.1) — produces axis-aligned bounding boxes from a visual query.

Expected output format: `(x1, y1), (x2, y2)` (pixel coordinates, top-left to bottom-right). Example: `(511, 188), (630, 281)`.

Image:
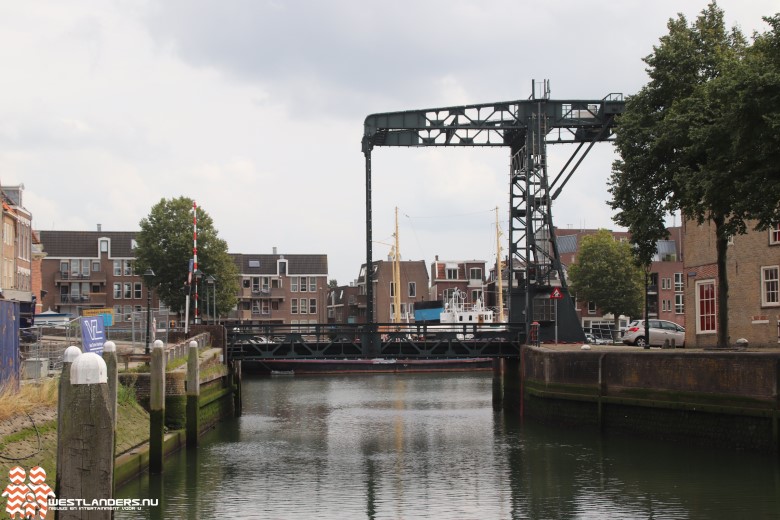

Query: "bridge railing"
(226, 322), (526, 360)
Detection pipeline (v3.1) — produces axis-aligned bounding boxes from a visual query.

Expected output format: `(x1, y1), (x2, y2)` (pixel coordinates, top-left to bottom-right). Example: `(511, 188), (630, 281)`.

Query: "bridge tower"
(362, 81), (624, 342)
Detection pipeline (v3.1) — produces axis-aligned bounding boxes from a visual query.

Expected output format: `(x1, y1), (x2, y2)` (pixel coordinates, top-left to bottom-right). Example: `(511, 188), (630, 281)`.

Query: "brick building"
(37, 230), (158, 323)
(354, 259), (429, 323)
(326, 283), (362, 324)
(429, 257), (487, 305)
(230, 253), (328, 324)
(683, 220), (780, 347)
(1, 186), (34, 325)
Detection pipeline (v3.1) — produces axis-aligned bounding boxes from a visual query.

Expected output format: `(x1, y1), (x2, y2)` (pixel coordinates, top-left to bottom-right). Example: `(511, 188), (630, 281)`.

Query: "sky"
(0, 0), (776, 284)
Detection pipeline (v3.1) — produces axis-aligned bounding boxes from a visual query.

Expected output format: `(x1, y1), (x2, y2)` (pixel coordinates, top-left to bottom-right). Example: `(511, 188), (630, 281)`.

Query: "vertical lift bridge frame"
(362, 81), (624, 344)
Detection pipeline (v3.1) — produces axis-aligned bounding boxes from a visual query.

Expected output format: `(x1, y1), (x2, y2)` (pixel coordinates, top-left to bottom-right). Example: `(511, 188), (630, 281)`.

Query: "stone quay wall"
(521, 346), (780, 452)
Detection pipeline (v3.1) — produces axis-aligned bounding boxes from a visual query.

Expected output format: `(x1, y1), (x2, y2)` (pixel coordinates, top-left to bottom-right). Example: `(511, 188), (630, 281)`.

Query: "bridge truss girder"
(362, 88), (624, 343)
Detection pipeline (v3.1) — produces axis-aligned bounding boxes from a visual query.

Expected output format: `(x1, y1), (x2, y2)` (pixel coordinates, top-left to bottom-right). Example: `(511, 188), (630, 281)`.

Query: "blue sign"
(80, 316), (106, 354)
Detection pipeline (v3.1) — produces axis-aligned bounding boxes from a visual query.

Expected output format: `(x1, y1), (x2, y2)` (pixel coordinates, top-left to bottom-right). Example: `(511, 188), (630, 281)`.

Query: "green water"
(117, 373), (780, 519)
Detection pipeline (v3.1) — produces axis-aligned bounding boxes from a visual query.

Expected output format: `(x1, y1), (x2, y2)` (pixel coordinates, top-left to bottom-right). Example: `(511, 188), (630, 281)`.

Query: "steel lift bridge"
(227, 82), (624, 362)
(362, 81), (624, 345)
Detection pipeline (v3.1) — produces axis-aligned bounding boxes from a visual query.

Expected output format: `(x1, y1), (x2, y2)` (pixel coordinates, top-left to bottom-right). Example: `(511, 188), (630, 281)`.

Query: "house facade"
(1, 186), (34, 325)
(683, 220), (779, 347)
(230, 253), (328, 324)
(355, 259), (429, 323)
(429, 257), (487, 305)
(38, 230), (157, 324)
(326, 283), (362, 324)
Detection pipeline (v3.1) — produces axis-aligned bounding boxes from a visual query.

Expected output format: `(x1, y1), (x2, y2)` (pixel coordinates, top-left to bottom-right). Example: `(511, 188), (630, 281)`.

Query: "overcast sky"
(0, 1), (776, 283)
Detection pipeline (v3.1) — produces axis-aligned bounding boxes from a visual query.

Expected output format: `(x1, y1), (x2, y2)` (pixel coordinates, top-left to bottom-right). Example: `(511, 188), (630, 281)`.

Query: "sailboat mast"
(496, 206), (505, 322)
(393, 207), (402, 324)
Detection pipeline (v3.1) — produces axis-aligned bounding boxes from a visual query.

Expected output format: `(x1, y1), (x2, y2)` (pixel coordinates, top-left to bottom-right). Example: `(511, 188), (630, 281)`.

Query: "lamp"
(205, 274), (216, 325)
(144, 268), (155, 355)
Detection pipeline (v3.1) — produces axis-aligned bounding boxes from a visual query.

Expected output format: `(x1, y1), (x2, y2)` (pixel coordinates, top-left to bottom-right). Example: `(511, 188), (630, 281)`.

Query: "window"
(100, 240), (108, 253)
(82, 262), (89, 276)
(272, 278), (281, 289)
(469, 268), (482, 281)
(251, 301), (261, 314)
(123, 260), (132, 276)
(262, 301), (270, 315)
(770, 224), (780, 245)
(674, 273), (684, 292)
(587, 301), (597, 315)
(291, 299), (298, 314)
(271, 301), (279, 311)
(124, 305), (132, 321)
(277, 260), (287, 276)
(113, 305), (122, 319)
(113, 261), (122, 276)
(134, 282), (142, 299)
(262, 277), (270, 291)
(762, 266), (779, 307)
(390, 282), (395, 297)
(661, 278), (671, 290)
(113, 283), (122, 298)
(300, 277), (308, 292)
(309, 279), (316, 292)
(695, 280), (717, 334)
(446, 268), (458, 280)
(124, 283), (132, 299)
(675, 293), (684, 314)
(471, 289), (483, 303)
(242, 279), (250, 288)
(408, 282), (416, 298)
(309, 299), (316, 314)
(92, 261), (100, 272)
(252, 277), (260, 291)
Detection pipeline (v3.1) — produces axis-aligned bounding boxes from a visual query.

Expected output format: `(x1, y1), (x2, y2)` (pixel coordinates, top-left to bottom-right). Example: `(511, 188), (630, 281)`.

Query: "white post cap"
(71, 352), (108, 385)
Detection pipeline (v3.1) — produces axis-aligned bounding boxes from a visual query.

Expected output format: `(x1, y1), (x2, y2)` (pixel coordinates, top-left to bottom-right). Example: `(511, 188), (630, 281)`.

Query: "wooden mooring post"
(149, 339), (166, 474)
(55, 346), (81, 500)
(57, 352), (114, 520)
(186, 340), (200, 448)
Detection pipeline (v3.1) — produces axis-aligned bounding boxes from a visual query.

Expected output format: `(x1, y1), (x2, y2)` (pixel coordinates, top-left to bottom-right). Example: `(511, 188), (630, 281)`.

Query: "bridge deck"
(226, 322), (526, 360)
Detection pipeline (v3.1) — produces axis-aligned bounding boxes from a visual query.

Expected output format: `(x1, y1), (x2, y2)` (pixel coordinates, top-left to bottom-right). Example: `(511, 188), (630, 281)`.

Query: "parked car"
(585, 333), (609, 345)
(622, 319), (685, 347)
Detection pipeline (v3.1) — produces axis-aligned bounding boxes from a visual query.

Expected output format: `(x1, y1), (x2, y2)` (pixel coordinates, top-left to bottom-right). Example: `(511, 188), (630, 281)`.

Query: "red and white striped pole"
(193, 200), (199, 324)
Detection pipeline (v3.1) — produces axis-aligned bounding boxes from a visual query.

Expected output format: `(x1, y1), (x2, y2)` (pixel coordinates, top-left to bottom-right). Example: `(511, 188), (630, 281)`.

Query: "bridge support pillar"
(149, 340), (165, 474)
(233, 360), (243, 417)
(186, 341), (200, 448)
(503, 357), (523, 412)
(492, 358), (504, 410)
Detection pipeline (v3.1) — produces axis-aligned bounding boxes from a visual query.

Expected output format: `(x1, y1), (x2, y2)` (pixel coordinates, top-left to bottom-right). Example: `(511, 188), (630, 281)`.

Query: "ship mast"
(392, 206), (402, 324)
(496, 206), (505, 322)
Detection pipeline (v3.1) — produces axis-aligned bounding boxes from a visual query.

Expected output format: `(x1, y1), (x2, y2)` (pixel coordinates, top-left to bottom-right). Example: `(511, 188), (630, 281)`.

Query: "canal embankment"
(0, 332), (239, 488)
(521, 343), (780, 451)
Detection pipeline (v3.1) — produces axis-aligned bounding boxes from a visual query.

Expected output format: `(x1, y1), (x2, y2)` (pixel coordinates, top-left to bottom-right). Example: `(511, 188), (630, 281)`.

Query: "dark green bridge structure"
(228, 81), (624, 362)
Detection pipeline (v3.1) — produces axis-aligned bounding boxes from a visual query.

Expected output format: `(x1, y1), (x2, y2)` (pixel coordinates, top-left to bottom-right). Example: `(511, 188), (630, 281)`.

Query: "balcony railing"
(58, 293), (108, 305)
(56, 271), (108, 284)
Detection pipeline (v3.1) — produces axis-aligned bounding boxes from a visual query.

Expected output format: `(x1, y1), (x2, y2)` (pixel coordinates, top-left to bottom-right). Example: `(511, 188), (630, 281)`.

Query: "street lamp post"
(206, 274), (216, 325)
(193, 269), (202, 324)
(144, 268), (155, 355)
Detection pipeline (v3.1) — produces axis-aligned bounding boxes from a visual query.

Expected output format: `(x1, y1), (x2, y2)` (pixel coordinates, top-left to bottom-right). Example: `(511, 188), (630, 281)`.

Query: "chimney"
(273, 246), (277, 255)
(97, 223), (102, 232)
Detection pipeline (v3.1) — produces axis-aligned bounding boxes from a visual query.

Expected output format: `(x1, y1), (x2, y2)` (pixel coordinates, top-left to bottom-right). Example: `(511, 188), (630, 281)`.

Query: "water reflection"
(118, 373), (780, 519)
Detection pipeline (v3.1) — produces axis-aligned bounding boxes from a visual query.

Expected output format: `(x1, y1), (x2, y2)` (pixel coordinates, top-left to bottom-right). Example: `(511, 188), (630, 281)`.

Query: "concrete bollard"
(736, 338), (749, 350)
(186, 340), (200, 448)
(58, 353), (114, 520)
(149, 340), (166, 474)
(56, 346), (82, 499)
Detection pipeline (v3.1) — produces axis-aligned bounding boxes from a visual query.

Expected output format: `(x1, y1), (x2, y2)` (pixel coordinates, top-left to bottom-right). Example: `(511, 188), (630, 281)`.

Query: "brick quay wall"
(520, 345), (780, 452)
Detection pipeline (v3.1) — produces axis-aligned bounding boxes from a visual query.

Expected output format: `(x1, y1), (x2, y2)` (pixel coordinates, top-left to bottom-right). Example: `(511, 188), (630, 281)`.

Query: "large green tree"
(567, 230), (644, 339)
(609, 4), (780, 347)
(134, 196), (238, 320)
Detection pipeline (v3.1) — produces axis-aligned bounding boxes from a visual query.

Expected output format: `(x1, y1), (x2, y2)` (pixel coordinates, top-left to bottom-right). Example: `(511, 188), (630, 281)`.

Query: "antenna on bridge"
(530, 79), (551, 100)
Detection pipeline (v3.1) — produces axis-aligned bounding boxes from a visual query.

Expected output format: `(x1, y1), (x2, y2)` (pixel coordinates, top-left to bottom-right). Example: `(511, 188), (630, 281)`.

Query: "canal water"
(117, 373), (780, 519)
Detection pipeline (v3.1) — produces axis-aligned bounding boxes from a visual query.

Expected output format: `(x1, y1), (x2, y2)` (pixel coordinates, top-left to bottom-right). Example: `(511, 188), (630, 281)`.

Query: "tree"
(328, 279), (339, 289)
(133, 197), (238, 320)
(609, 4), (780, 347)
(567, 230), (644, 339)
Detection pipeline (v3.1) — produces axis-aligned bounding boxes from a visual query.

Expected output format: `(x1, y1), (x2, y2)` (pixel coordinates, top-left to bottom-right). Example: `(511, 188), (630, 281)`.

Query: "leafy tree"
(567, 230), (644, 338)
(134, 197), (238, 320)
(328, 279), (339, 289)
(609, 4), (780, 347)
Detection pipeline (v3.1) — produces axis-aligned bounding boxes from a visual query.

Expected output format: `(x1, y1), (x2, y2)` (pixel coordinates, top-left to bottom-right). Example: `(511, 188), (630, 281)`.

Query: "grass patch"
(118, 383), (137, 405)
(0, 379), (58, 422)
